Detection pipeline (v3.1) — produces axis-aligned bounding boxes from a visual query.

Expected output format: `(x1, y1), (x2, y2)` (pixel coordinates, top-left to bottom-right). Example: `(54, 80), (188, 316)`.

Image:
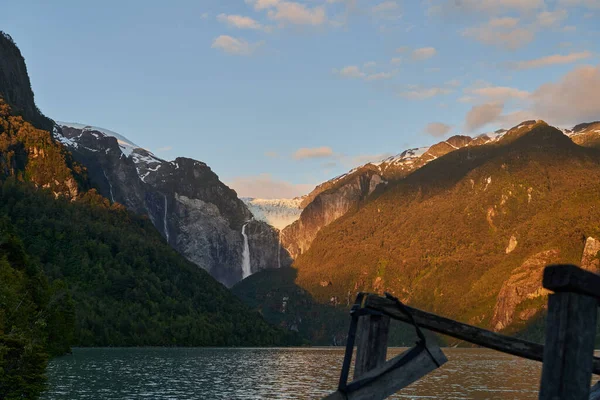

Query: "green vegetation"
(233, 267), (347, 345)
(0, 219), (75, 399)
(0, 177), (300, 347)
(0, 84), (301, 397)
(293, 124), (600, 335)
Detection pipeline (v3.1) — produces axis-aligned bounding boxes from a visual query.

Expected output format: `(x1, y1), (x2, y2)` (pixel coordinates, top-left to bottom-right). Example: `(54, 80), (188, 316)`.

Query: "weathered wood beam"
(354, 314), (390, 379)
(543, 264), (600, 301)
(539, 292), (597, 400)
(324, 344), (447, 400)
(363, 294), (600, 375)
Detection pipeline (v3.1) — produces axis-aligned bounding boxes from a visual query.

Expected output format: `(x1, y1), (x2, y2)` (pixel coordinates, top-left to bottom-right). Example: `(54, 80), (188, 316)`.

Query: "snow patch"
(57, 121), (140, 148)
(242, 198), (302, 230)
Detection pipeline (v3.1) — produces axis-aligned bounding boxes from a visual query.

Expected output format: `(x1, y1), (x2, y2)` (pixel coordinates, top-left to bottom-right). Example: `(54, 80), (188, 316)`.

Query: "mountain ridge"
(54, 121), (291, 286)
(291, 122), (600, 334)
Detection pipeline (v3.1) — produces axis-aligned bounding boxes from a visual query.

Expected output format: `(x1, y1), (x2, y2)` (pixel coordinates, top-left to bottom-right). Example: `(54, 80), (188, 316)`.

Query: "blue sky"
(2, 0), (600, 198)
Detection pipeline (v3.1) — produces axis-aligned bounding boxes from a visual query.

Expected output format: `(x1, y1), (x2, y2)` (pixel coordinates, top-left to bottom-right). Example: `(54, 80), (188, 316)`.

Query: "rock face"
(281, 171), (385, 259)
(280, 133), (508, 259)
(0, 32), (53, 131)
(280, 120), (600, 262)
(491, 250), (559, 331)
(565, 121), (600, 149)
(581, 236), (600, 274)
(54, 122), (290, 287)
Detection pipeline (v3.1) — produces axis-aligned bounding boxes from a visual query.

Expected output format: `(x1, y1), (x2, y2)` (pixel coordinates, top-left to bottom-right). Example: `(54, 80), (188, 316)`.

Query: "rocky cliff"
(290, 122), (600, 335)
(0, 32), (53, 132)
(280, 131), (508, 259)
(55, 122), (289, 286)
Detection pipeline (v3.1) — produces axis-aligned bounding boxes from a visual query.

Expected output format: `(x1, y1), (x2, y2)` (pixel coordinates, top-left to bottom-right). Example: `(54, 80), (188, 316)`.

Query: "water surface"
(44, 347), (544, 399)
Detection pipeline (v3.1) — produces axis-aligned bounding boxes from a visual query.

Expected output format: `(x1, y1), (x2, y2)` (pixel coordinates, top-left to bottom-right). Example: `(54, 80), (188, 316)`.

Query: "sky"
(2, 0), (600, 198)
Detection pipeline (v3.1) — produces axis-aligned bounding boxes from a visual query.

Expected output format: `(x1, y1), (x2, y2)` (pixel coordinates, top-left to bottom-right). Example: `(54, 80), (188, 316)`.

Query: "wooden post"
(539, 265), (599, 400)
(354, 314), (390, 379)
(364, 291), (600, 375)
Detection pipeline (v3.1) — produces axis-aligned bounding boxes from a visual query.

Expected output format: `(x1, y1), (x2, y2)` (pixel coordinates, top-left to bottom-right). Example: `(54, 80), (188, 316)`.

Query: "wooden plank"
(324, 344), (447, 400)
(543, 264), (600, 301)
(539, 292), (598, 400)
(354, 314), (390, 379)
(363, 294), (600, 375)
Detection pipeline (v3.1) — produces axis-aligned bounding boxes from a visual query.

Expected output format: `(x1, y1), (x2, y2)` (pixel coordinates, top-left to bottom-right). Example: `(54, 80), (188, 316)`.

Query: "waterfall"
(103, 170), (114, 203)
(277, 230), (281, 269)
(163, 194), (170, 243)
(241, 222), (252, 279)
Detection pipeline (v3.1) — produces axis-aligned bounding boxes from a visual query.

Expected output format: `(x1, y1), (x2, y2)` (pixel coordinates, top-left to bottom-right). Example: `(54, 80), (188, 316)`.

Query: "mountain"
(0, 29), (300, 369)
(289, 121), (600, 336)
(280, 129), (508, 259)
(53, 121), (290, 286)
(0, 32), (52, 132)
(565, 121), (600, 149)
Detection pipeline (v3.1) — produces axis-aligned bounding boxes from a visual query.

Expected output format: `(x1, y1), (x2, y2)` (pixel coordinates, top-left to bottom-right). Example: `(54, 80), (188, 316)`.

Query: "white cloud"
(424, 122), (452, 137)
(536, 10), (568, 27)
(529, 64), (600, 125)
(466, 85), (530, 101)
(293, 146), (334, 160)
(364, 61), (377, 68)
(266, 1), (327, 25)
(510, 51), (593, 69)
(217, 14), (268, 31)
(399, 86), (452, 99)
(264, 151), (280, 158)
(248, 0), (280, 10)
(460, 8), (572, 51)
(488, 17), (520, 28)
(334, 65), (397, 81)
(465, 102), (504, 132)
(412, 47), (437, 60)
(391, 57), (402, 65)
(227, 173), (314, 198)
(428, 0), (545, 16)
(211, 35), (264, 55)
(445, 79), (461, 87)
(156, 146), (172, 152)
(558, 0), (600, 9)
(396, 46), (409, 53)
(462, 20), (534, 50)
(460, 64), (600, 131)
(371, 1), (402, 19)
(334, 65), (366, 78)
(365, 71), (397, 81)
(372, 1), (400, 13)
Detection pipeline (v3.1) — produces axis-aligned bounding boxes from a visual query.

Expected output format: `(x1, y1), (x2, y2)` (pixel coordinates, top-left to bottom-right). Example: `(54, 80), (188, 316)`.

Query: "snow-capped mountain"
(241, 197), (303, 230)
(279, 120), (586, 259)
(54, 122), (290, 286)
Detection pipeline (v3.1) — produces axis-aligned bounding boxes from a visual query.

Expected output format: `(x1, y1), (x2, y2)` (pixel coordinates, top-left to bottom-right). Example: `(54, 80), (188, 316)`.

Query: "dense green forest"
(0, 33), (302, 396)
(0, 178), (300, 347)
(0, 218), (74, 399)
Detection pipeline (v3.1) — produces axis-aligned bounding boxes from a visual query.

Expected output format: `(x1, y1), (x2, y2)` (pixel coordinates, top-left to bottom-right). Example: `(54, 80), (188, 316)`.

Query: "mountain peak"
(0, 31), (52, 131)
(57, 121), (140, 149)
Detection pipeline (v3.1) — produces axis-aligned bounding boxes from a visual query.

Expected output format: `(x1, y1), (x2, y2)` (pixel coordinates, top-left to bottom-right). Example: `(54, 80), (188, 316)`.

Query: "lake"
(43, 347), (545, 399)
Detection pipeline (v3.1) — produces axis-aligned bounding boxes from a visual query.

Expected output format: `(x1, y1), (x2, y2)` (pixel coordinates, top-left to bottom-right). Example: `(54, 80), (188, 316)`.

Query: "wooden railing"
(324, 264), (600, 400)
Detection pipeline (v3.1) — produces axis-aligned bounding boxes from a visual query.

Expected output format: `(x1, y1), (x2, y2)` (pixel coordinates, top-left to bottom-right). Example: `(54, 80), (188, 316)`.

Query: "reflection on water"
(43, 347), (543, 399)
